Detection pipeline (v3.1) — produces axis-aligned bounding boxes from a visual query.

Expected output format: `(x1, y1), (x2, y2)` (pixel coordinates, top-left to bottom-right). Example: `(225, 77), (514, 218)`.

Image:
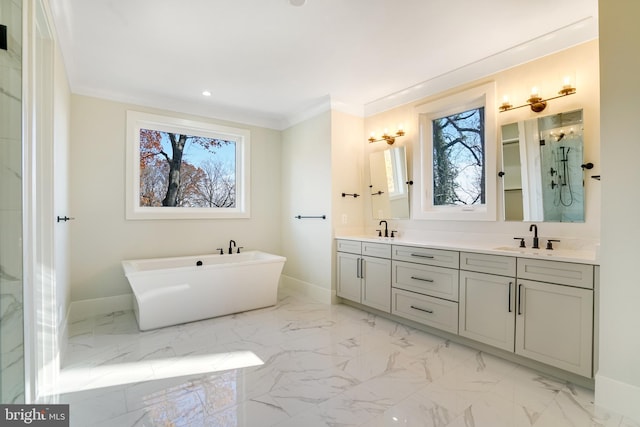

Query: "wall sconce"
(499, 79), (576, 113)
(368, 125), (405, 144)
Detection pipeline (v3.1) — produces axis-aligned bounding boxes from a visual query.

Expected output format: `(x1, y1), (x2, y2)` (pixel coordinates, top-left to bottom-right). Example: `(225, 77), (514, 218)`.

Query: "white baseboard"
(58, 306), (69, 363)
(595, 374), (640, 422)
(280, 275), (335, 304)
(68, 294), (134, 322)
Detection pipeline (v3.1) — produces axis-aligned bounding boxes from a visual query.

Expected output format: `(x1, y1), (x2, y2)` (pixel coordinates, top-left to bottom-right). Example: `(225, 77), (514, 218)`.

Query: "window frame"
(125, 111), (251, 220)
(414, 82), (497, 221)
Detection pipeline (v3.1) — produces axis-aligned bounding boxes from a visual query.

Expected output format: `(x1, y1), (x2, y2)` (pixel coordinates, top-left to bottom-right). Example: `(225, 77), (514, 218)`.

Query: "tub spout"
(229, 240), (236, 254)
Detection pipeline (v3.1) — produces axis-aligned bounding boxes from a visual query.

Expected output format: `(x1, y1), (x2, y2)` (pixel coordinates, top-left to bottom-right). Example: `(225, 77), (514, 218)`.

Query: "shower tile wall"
(0, 0), (24, 404)
(538, 111), (585, 222)
(540, 136), (585, 222)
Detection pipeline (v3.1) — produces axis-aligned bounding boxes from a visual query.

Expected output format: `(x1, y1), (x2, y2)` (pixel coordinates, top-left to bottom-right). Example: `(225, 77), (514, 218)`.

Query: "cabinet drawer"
(336, 239), (361, 255)
(392, 245), (459, 269)
(392, 289), (458, 334)
(362, 242), (391, 259)
(460, 252), (516, 277)
(517, 258), (594, 289)
(393, 261), (459, 301)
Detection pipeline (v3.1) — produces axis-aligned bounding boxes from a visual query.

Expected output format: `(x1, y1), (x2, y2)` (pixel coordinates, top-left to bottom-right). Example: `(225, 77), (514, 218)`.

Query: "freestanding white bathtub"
(121, 251), (286, 331)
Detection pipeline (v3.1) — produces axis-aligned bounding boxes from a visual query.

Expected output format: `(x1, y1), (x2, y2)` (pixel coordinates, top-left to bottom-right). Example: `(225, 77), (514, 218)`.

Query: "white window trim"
(413, 82), (497, 221)
(126, 111), (251, 220)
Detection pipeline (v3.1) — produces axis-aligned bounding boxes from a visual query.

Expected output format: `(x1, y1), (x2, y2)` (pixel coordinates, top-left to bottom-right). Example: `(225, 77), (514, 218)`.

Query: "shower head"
(555, 132), (565, 142)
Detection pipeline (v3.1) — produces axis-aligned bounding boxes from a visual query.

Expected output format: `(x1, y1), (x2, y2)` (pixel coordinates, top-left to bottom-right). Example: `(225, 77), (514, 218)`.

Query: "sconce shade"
(368, 128), (405, 144)
(500, 83), (576, 113)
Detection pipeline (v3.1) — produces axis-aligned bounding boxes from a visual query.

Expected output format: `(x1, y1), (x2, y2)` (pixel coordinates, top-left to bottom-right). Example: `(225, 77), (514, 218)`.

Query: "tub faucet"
(379, 220), (389, 238)
(529, 224), (539, 249)
(228, 240), (236, 254)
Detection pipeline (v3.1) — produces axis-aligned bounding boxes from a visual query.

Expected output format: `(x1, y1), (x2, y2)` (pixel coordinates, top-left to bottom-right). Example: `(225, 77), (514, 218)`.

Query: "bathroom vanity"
(336, 237), (597, 379)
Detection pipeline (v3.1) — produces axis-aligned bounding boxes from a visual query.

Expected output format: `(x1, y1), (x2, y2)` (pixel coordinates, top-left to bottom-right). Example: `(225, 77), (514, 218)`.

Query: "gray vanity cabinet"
(335, 238), (596, 378)
(458, 252), (517, 352)
(336, 250), (362, 302)
(459, 253), (594, 377)
(459, 253), (594, 376)
(336, 240), (391, 312)
(515, 258), (594, 377)
(391, 246), (460, 334)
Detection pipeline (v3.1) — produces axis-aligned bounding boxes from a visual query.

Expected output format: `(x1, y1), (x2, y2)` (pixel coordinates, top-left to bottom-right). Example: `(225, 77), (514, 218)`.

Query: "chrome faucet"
(228, 239), (236, 254)
(529, 224), (539, 249)
(379, 220), (389, 238)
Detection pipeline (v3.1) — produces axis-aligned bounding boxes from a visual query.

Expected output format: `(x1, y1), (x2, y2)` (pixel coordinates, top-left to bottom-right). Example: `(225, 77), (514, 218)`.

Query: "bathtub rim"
(121, 250), (287, 277)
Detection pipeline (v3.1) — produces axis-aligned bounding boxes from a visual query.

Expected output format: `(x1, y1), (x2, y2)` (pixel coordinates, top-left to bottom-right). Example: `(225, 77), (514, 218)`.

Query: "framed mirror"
(369, 146), (410, 219)
(501, 109), (585, 222)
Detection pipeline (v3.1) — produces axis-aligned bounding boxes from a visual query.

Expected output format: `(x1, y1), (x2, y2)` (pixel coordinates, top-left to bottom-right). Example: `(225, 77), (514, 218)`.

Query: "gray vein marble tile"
(54, 289), (635, 427)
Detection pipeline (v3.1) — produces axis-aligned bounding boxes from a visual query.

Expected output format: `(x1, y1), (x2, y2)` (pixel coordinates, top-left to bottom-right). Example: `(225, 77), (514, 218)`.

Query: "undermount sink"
(491, 245), (598, 263)
(492, 246), (558, 256)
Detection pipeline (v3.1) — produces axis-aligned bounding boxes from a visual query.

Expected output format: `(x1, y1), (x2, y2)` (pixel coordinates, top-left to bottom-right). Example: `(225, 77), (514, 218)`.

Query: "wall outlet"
(341, 214), (348, 224)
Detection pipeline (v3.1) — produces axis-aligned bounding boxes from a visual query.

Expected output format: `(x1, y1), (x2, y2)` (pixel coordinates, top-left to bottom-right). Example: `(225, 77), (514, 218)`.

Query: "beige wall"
(69, 95), (282, 301)
(53, 32), (71, 336)
(280, 111), (333, 294)
(331, 110), (365, 237)
(596, 0), (640, 421)
(363, 40), (600, 242)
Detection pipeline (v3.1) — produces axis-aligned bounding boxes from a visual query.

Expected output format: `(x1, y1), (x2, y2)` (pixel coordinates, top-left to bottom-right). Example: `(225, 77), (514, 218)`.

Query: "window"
(414, 82), (497, 220)
(432, 107), (485, 206)
(126, 111), (250, 219)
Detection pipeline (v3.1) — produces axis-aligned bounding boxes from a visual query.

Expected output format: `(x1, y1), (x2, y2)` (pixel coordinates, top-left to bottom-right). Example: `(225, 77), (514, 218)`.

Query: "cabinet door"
(515, 279), (593, 377)
(336, 252), (361, 302)
(361, 256), (391, 312)
(459, 271), (515, 352)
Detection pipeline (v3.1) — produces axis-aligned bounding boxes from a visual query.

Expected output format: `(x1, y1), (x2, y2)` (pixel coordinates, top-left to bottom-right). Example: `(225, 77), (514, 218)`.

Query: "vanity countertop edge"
(335, 236), (599, 265)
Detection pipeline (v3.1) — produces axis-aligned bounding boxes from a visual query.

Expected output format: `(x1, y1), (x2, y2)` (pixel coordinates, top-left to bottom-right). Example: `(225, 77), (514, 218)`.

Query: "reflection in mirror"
(501, 109), (584, 222)
(369, 146), (410, 219)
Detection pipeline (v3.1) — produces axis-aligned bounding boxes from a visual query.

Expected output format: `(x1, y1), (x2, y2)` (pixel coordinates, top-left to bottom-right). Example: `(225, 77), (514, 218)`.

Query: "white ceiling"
(49, 0), (599, 129)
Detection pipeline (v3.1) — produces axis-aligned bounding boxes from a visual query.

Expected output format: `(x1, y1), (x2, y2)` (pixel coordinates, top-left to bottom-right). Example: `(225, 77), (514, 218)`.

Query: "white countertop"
(336, 235), (598, 265)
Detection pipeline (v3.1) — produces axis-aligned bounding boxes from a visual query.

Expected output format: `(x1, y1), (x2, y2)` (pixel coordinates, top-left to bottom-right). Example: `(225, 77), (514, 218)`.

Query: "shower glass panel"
(0, 0), (25, 403)
(501, 109), (585, 222)
(538, 112), (585, 222)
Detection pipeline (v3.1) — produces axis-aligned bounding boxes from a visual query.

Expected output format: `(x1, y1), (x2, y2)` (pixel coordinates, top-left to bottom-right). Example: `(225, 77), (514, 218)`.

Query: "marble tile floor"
(52, 287), (639, 427)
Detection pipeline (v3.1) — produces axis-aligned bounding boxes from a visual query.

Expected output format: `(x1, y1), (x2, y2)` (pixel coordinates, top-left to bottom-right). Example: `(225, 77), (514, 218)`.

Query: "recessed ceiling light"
(202, 90), (212, 97)
(289, 0), (306, 6)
